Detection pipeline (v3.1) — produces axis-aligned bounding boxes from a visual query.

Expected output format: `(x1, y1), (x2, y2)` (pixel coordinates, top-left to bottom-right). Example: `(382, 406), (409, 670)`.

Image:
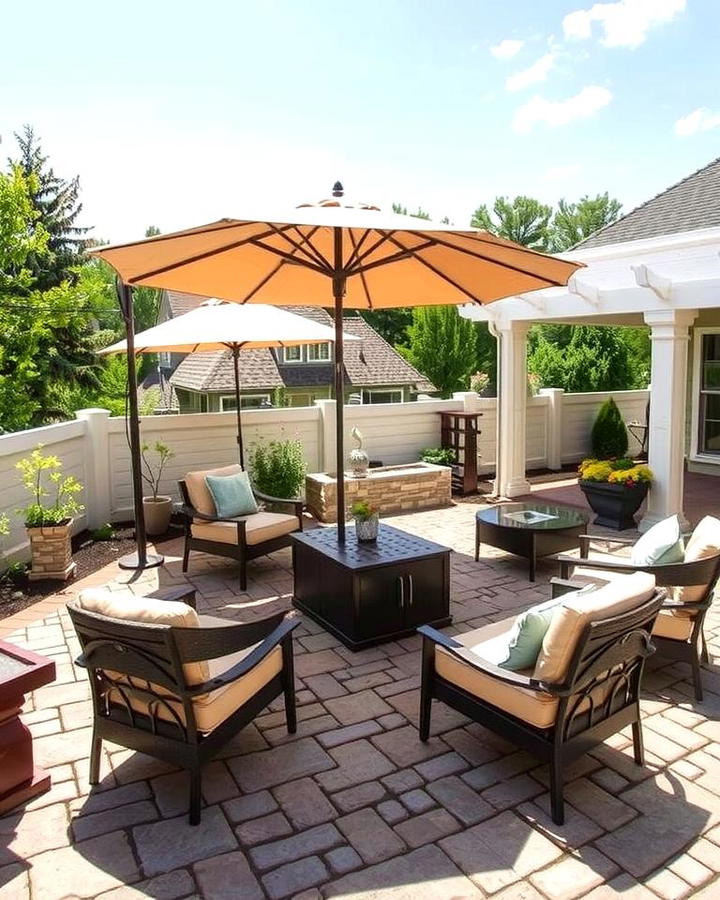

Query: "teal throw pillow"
(631, 515), (684, 566)
(205, 471), (258, 518)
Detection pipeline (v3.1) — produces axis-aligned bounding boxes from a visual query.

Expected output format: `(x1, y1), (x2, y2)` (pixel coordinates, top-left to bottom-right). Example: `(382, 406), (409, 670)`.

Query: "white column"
(314, 399), (337, 475)
(639, 309), (697, 532)
(539, 388), (564, 471)
(75, 408), (112, 528)
(495, 321), (531, 498)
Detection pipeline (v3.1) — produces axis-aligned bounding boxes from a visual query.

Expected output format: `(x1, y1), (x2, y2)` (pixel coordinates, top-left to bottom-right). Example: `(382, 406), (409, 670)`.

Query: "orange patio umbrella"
(93, 183), (582, 566)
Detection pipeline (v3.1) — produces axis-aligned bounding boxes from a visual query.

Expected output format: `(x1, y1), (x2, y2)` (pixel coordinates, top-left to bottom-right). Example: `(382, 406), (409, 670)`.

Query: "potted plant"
(141, 441), (175, 535)
(578, 459), (653, 530)
(352, 500), (379, 542)
(249, 436), (306, 499)
(420, 447), (455, 467)
(16, 446), (83, 581)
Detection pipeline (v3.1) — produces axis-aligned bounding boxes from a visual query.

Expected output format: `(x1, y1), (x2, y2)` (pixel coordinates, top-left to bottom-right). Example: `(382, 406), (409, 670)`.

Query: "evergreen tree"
(552, 193), (622, 251)
(11, 125), (91, 288)
(471, 196), (552, 250)
(591, 398), (629, 459)
(399, 306), (477, 397)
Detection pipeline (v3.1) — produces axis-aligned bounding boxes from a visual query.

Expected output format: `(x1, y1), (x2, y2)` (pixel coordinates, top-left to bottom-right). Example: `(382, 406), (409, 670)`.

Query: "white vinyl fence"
(0, 389), (649, 562)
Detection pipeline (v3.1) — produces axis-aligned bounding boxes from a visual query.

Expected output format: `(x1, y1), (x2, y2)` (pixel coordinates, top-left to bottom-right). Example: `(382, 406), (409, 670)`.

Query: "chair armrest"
(554, 552), (642, 580)
(253, 490), (303, 516)
(180, 504), (247, 526)
(153, 586), (198, 609)
(188, 618), (299, 693)
(661, 597), (710, 612)
(417, 625), (556, 694)
(550, 577), (582, 599)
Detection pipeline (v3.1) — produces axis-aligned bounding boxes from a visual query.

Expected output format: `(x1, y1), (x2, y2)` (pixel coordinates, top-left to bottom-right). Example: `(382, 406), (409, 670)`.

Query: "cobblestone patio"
(2, 502), (719, 899)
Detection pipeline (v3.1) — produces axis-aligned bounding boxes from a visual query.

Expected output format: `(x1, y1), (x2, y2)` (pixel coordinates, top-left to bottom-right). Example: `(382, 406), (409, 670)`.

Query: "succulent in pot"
(141, 441), (175, 535)
(351, 499), (379, 542)
(16, 445), (84, 581)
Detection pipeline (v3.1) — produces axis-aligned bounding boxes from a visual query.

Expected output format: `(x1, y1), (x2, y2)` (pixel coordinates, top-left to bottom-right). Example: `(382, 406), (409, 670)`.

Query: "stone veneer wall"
(305, 463), (452, 523)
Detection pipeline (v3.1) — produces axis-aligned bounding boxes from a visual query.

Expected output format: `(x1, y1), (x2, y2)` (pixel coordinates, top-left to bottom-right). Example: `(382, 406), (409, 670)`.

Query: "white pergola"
(462, 225), (720, 532)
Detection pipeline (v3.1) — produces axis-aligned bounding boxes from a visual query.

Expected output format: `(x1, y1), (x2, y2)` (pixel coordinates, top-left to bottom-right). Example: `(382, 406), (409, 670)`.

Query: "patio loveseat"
(418, 572), (664, 825)
(67, 585), (298, 824)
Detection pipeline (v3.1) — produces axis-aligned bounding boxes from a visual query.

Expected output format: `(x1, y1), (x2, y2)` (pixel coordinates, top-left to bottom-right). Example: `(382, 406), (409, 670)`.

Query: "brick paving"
(1, 501), (719, 899)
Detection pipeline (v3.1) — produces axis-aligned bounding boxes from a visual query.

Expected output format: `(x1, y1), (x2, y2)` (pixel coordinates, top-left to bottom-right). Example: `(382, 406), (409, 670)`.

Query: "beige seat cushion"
(534, 572), (656, 684)
(677, 515), (720, 604)
(191, 511), (299, 546)
(185, 464), (243, 516)
(76, 588), (209, 684)
(435, 619), (559, 729)
(652, 608), (695, 641)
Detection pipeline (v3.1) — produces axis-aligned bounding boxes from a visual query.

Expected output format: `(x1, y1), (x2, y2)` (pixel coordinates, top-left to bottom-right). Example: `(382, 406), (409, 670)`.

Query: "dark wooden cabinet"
(292, 525), (451, 650)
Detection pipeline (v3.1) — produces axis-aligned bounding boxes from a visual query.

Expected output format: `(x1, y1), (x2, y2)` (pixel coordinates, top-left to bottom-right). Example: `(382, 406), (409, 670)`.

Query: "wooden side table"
(0, 640), (56, 815)
(292, 524), (451, 650)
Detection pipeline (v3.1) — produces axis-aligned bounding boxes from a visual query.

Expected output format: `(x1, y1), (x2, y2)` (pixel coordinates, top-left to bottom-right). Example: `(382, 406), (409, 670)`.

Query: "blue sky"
(1, 0), (718, 242)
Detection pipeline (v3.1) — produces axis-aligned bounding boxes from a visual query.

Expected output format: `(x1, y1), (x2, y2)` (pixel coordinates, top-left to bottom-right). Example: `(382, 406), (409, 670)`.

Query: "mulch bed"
(0, 524), (181, 621)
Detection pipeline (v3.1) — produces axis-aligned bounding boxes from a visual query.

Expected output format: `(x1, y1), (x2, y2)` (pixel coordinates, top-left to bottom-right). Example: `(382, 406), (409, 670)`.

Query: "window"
(159, 351), (172, 367)
(363, 389), (403, 404)
(307, 342), (330, 362)
(283, 346), (302, 363)
(699, 333), (720, 455)
(220, 394), (271, 411)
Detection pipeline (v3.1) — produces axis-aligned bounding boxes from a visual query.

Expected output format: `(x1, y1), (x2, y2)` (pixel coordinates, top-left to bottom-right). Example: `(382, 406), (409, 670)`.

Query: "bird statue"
(349, 426), (369, 478)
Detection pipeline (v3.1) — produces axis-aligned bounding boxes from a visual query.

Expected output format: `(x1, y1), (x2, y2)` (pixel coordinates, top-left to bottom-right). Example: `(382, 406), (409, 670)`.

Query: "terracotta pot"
(143, 496), (173, 535)
(26, 520), (75, 582)
(579, 480), (650, 531)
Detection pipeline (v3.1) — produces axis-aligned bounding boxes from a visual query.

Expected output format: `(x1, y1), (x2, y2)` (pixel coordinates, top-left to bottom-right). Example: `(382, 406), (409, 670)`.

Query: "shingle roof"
(165, 294), (436, 394)
(576, 156), (720, 249)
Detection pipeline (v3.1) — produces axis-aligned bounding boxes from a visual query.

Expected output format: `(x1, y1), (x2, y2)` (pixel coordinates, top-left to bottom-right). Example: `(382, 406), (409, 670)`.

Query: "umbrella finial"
(332, 181), (344, 197)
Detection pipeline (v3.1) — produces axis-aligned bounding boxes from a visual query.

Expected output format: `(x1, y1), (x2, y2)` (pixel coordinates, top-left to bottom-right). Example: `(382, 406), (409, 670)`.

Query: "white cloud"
(563, 0), (686, 49)
(543, 163), (583, 181)
(674, 107), (720, 137)
(506, 53), (556, 92)
(513, 86), (612, 133)
(490, 39), (524, 60)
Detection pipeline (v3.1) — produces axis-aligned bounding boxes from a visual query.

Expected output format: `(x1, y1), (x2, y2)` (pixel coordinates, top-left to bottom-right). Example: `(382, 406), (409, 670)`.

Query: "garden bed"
(0, 523), (181, 620)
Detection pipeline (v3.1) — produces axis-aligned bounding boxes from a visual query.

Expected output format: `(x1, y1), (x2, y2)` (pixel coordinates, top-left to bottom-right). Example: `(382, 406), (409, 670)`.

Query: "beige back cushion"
(185, 464), (243, 516)
(677, 515), (720, 605)
(76, 588), (210, 684)
(534, 572), (656, 684)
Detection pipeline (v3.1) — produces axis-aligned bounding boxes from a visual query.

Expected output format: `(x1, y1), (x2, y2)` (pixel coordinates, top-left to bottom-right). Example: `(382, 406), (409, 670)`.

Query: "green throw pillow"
(205, 471), (258, 518)
(631, 514), (684, 566)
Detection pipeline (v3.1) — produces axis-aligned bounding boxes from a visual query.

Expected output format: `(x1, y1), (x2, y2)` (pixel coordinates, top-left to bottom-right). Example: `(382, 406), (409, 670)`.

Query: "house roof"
(165, 292), (435, 394)
(576, 155), (720, 249)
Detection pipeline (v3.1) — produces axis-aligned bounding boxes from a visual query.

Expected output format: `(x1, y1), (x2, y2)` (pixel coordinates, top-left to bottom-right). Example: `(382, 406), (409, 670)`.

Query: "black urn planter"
(579, 480), (650, 531)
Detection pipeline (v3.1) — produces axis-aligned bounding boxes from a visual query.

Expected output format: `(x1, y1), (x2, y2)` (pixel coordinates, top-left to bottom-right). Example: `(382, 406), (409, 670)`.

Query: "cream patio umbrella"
(100, 299), (356, 467)
(94, 183), (583, 563)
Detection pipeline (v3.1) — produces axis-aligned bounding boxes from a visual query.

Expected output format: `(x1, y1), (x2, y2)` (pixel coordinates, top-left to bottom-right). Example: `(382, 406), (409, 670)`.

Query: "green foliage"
(10, 125), (91, 289)
(400, 305), (477, 397)
(351, 500), (377, 520)
(420, 447), (455, 466)
(0, 164), (49, 292)
(591, 398), (629, 459)
(91, 523), (116, 541)
(469, 371), (490, 393)
(249, 438), (306, 499)
(139, 388), (161, 416)
(1, 561), (27, 583)
(140, 441), (174, 500)
(528, 326), (636, 393)
(579, 458), (653, 485)
(552, 193), (622, 251)
(471, 196), (553, 250)
(0, 513), (8, 538)
(16, 445), (84, 526)
(360, 308), (413, 347)
(272, 386), (290, 408)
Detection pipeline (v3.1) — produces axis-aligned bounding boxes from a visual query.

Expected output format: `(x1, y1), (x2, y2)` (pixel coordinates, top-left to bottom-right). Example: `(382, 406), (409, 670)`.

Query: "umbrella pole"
(232, 345), (245, 467)
(333, 228), (347, 543)
(117, 282), (163, 571)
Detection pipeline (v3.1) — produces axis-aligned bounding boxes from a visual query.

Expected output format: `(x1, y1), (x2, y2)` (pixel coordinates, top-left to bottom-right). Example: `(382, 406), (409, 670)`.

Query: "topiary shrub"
(591, 398), (628, 459)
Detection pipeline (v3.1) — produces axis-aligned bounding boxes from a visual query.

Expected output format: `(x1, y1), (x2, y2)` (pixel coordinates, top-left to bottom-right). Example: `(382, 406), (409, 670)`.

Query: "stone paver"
(2, 504), (720, 899)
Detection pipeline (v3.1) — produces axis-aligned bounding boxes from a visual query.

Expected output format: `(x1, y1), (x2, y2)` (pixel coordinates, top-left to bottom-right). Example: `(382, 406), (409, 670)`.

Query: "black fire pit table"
(475, 501), (587, 581)
(292, 524), (451, 650)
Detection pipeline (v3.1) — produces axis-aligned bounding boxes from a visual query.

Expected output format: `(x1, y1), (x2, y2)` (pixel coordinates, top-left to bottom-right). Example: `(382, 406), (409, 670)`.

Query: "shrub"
(92, 523), (116, 541)
(591, 398), (628, 459)
(420, 447), (455, 466)
(249, 438), (306, 499)
(16, 445), (84, 527)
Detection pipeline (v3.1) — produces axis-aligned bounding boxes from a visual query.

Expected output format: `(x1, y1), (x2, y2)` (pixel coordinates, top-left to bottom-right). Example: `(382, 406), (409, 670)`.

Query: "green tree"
(552, 193), (622, 251)
(0, 165), (48, 293)
(10, 125), (91, 289)
(471, 196), (552, 250)
(529, 326), (635, 393)
(591, 398), (629, 459)
(399, 306), (477, 397)
(391, 203), (430, 219)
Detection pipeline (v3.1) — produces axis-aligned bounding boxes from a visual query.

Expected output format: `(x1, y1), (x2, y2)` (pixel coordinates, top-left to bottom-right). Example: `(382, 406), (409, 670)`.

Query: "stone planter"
(26, 521), (75, 582)
(143, 496), (173, 536)
(354, 514), (379, 542)
(579, 480), (650, 531)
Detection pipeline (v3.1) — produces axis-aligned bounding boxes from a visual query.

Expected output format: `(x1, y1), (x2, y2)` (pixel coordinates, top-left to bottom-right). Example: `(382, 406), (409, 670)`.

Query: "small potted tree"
(352, 500), (379, 542)
(579, 398), (653, 529)
(16, 446), (84, 581)
(141, 441), (175, 535)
